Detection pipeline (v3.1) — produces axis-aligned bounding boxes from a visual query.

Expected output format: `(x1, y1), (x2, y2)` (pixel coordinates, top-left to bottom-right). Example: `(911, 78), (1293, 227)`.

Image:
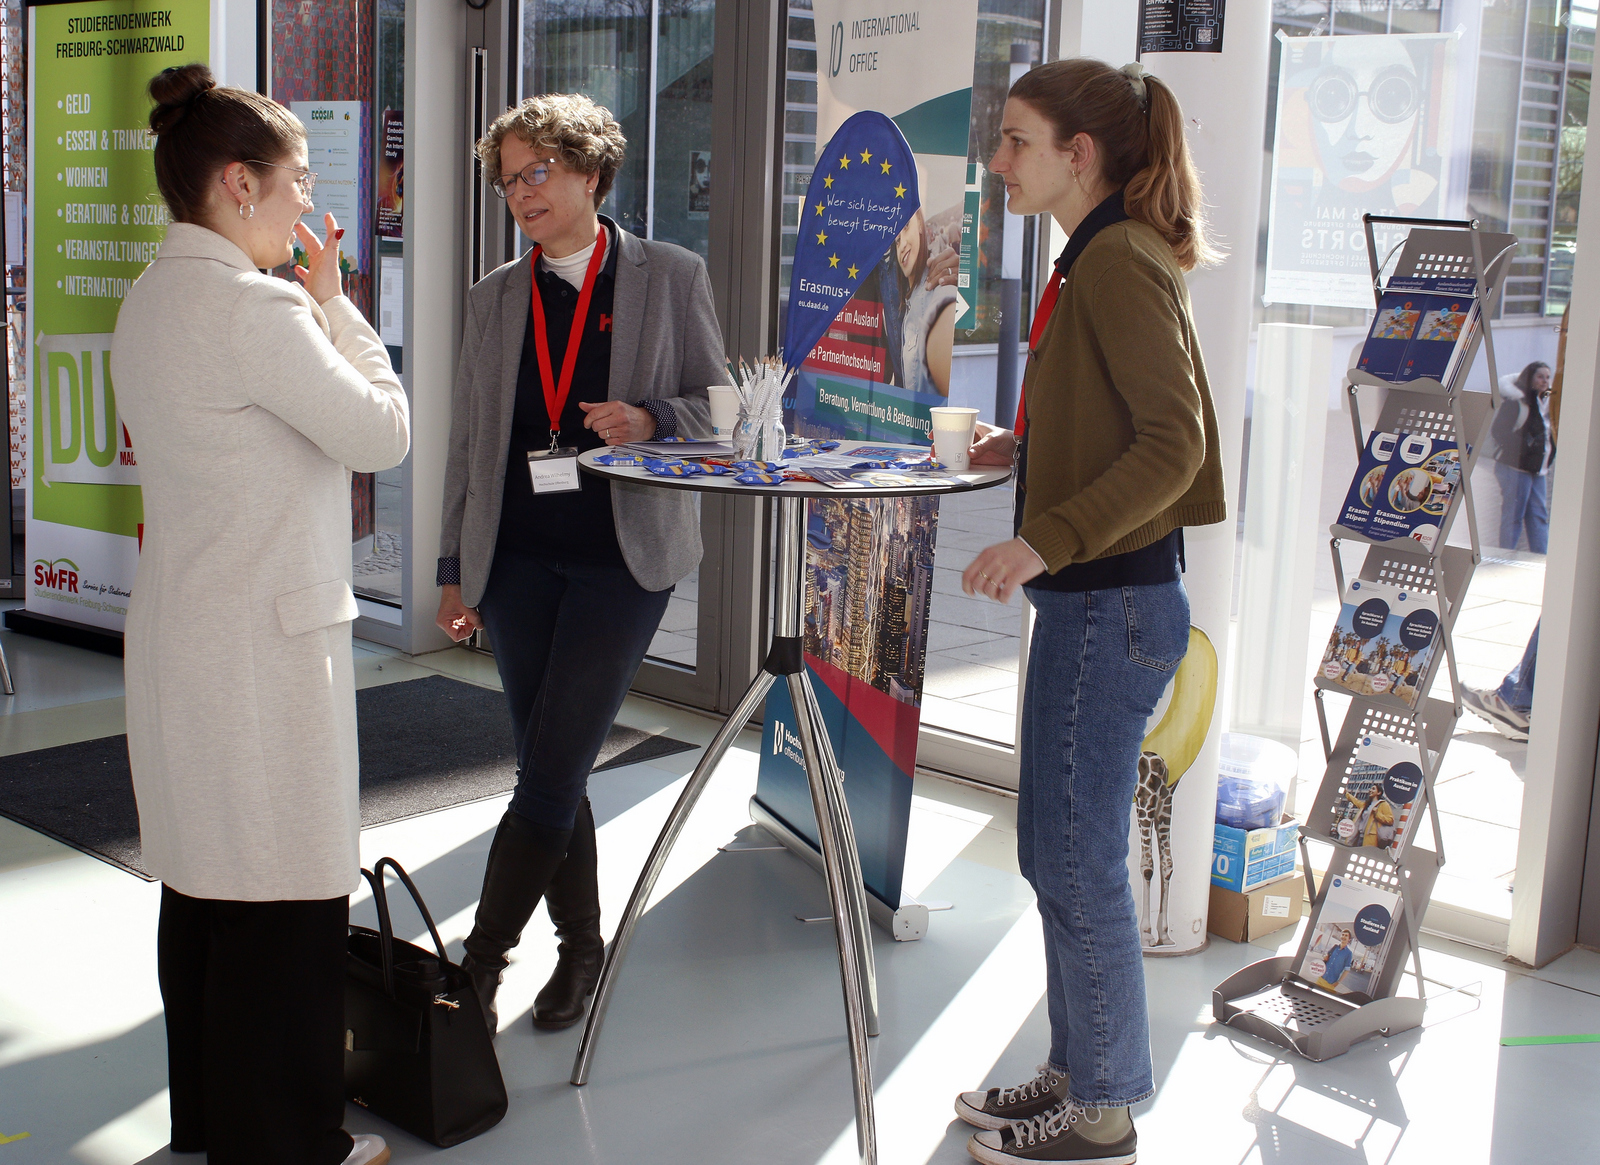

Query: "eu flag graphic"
(782, 111), (920, 372)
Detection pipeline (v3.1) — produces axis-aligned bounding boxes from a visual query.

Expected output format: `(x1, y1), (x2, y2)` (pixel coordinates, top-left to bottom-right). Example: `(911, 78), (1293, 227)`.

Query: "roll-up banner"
(755, 0), (978, 926)
(25, 0), (212, 633)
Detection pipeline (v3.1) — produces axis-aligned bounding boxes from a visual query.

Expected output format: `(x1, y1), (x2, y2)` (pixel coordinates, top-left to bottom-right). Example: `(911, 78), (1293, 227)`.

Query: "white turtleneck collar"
(539, 224), (611, 289)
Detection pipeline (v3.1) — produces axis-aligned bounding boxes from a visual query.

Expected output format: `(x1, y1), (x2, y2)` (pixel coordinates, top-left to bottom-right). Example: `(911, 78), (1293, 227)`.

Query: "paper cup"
(929, 406), (979, 472)
(707, 385), (740, 440)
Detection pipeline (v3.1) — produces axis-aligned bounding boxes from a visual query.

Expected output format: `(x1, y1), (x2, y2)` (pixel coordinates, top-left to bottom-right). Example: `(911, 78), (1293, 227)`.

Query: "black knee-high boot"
(460, 809), (573, 1038)
(532, 797), (604, 1029)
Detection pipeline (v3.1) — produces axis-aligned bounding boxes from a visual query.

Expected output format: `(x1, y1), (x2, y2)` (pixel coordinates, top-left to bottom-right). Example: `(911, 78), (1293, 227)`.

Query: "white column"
(1231, 324), (1332, 774)
(1510, 59), (1600, 963)
(1134, 2), (1272, 953)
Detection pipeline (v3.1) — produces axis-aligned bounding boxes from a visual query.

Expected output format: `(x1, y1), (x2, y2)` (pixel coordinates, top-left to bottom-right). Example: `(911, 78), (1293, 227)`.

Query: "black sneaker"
(967, 1102), (1137, 1164)
(955, 1064), (1070, 1130)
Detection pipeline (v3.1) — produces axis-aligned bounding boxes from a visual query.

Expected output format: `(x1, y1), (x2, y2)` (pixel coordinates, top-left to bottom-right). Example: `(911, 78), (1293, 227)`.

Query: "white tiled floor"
(0, 621), (1595, 1164)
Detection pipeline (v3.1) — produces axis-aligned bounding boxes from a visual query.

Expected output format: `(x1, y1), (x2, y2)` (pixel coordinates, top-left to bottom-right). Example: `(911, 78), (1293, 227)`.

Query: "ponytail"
(1009, 59), (1220, 272)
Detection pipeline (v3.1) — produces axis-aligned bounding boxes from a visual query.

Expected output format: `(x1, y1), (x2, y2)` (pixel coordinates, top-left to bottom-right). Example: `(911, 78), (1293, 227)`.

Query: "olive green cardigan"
(1018, 218), (1227, 572)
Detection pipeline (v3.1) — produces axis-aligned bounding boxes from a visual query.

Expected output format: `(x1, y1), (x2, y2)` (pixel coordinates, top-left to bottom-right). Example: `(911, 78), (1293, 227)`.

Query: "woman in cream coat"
(111, 66), (408, 1165)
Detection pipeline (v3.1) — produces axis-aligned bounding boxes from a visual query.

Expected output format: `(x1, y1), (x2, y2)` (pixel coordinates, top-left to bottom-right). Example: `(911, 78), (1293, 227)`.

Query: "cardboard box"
(1212, 813), (1299, 893)
(1209, 875), (1305, 944)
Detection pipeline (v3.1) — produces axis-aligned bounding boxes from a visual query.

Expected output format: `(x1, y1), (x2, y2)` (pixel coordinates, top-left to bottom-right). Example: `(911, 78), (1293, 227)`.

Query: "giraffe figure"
(1135, 751), (1176, 947)
(1131, 626), (1218, 949)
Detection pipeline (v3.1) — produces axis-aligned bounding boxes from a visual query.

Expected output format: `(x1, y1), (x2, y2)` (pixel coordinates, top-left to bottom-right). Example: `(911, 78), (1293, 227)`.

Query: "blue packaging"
(1212, 815), (1299, 893)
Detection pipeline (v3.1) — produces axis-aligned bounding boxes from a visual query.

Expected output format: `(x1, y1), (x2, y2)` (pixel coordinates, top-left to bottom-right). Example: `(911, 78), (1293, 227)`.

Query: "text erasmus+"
(800, 278), (850, 300)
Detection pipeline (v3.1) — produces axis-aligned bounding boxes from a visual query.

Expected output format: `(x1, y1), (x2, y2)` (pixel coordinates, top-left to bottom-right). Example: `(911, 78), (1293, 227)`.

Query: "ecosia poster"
(756, 0), (977, 915)
(27, 0), (211, 632)
(1263, 31), (1457, 309)
(291, 100), (365, 272)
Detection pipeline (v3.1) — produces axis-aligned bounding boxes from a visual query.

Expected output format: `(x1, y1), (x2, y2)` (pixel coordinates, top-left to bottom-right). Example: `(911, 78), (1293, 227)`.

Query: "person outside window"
(1490, 360), (1555, 554)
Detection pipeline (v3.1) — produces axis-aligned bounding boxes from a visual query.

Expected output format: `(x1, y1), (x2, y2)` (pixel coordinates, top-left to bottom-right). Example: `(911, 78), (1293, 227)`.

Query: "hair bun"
(148, 63), (216, 135)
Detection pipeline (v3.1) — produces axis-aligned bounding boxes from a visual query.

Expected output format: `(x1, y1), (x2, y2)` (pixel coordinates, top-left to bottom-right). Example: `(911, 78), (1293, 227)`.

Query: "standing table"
(570, 442), (1011, 1165)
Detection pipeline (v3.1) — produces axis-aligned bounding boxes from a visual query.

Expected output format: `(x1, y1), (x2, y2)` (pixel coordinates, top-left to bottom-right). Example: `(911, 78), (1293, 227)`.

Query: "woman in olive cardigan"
(948, 60), (1226, 1165)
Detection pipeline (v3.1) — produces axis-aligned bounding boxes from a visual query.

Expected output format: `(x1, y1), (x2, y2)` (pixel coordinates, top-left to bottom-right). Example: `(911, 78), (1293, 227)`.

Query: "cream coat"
(111, 224), (410, 901)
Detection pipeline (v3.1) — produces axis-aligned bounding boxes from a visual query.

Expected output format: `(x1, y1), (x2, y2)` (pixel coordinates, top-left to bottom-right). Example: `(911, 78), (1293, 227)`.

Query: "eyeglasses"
(491, 159), (560, 198)
(1308, 66), (1420, 125)
(245, 160), (318, 196)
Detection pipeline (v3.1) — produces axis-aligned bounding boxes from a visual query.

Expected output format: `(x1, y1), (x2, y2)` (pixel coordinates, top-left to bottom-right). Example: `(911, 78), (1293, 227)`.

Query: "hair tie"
(1120, 62), (1149, 110)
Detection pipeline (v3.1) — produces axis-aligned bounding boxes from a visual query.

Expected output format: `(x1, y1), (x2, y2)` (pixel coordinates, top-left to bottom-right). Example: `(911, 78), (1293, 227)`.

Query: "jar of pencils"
(729, 357), (790, 461)
(735, 403), (785, 461)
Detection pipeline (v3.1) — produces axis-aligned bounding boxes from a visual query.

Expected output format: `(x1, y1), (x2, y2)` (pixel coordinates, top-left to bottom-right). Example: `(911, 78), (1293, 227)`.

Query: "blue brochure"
(1364, 433), (1462, 551)
(1337, 430), (1401, 534)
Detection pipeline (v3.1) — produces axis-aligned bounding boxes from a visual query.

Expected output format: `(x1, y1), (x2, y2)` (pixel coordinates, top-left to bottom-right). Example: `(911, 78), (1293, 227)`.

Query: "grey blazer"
(440, 223), (728, 600)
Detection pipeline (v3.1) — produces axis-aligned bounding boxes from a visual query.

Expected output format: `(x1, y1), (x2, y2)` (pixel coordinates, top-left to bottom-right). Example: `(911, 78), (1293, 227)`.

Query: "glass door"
(269, 0), (405, 624)
(519, 0), (756, 711)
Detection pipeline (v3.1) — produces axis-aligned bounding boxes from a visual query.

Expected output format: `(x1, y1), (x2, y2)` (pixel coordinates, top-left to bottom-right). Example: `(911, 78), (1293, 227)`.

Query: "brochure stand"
(1213, 215), (1515, 1061)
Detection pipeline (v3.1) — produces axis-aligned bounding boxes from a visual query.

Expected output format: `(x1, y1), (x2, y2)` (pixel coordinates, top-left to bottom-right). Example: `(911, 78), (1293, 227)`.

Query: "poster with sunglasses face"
(1263, 32), (1459, 310)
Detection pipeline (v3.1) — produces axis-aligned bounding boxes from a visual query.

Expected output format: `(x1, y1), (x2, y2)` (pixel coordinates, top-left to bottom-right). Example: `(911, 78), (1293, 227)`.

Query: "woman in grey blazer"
(435, 93), (728, 1036)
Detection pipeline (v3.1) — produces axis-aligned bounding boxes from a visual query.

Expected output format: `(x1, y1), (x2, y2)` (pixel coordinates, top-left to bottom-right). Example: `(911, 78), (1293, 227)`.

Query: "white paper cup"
(929, 406), (979, 472)
(707, 385), (740, 440)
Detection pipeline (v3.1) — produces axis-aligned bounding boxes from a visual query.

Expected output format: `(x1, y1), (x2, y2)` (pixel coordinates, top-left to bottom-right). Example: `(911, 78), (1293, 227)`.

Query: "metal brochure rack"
(1213, 215), (1516, 1061)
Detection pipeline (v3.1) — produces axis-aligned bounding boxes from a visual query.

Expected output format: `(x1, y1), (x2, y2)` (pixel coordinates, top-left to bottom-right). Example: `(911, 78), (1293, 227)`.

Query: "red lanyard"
(528, 228), (609, 450)
(1015, 268), (1063, 438)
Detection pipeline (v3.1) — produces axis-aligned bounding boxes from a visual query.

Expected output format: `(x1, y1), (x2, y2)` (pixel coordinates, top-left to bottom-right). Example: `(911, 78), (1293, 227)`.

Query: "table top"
(578, 440), (1013, 499)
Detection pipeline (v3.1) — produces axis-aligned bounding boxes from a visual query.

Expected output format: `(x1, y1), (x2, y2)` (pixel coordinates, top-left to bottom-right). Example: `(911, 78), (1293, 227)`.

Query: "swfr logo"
(33, 557), (80, 594)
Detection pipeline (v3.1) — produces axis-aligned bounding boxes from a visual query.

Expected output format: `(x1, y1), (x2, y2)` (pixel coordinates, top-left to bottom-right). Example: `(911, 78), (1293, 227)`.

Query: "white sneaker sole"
(956, 1093), (1017, 1130)
(966, 1130), (1136, 1164)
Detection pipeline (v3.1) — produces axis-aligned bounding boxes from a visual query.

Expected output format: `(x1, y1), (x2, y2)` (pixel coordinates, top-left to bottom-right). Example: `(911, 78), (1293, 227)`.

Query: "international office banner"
(1263, 31), (1458, 309)
(27, 0), (211, 631)
(757, 0), (978, 917)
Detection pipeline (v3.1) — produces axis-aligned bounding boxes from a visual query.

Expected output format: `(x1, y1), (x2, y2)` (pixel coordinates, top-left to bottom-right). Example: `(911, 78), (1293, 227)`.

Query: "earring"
(239, 202), (254, 220)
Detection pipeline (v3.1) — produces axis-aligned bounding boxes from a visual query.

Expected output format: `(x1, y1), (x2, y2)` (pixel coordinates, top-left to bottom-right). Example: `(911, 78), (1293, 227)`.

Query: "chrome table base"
(570, 494), (881, 1165)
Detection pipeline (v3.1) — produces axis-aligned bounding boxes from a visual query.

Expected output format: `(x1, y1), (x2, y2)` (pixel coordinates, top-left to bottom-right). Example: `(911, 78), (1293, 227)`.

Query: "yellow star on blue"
(823, 174), (834, 188)
(828, 254), (840, 268)
(893, 182), (907, 198)
(847, 263), (860, 280)
(880, 160), (892, 174)
(838, 155), (850, 170)
(816, 229), (828, 244)
(815, 201), (825, 216)
(859, 148), (873, 164)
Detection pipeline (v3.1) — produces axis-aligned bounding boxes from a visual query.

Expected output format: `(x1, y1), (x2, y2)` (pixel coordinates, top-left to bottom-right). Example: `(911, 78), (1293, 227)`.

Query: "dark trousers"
(477, 550), (672, 831)
(158, 885), (352, 1165)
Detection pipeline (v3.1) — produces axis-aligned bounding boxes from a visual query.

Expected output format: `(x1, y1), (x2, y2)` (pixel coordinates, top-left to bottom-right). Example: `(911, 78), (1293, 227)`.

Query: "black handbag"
(345, 857), (508, 1147)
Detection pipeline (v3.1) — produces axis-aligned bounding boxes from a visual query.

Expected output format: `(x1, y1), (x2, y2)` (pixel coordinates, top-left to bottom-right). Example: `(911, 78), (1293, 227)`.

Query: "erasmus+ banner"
(1263, 31), (1458, 310)
(757, 0), (977, 920)
(27, 1), (209, 632)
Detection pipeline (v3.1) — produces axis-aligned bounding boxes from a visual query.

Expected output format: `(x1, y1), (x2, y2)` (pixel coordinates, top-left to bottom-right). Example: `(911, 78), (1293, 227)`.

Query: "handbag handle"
(359, 857), (451, 1000)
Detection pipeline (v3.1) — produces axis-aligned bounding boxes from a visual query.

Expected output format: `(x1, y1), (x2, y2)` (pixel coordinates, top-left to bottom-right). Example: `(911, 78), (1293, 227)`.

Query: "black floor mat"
(0, 674), (697, 879)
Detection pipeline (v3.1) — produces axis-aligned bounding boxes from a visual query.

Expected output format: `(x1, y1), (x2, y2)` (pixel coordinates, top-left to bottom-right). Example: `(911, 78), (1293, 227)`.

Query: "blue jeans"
(1018, 581), (1191, 1108)
(1494, 462), (1550, 554)
(477, 551), (672, 831)
(1497, 621), (1540, 716)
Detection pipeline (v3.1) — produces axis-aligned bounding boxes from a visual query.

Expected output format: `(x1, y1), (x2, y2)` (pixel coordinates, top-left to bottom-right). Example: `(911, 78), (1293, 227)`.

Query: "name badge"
(528, 448), (582, 494)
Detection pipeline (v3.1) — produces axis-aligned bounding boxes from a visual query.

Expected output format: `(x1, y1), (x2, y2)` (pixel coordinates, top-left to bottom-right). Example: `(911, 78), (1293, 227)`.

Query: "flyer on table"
(27, 0), (211, 632)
